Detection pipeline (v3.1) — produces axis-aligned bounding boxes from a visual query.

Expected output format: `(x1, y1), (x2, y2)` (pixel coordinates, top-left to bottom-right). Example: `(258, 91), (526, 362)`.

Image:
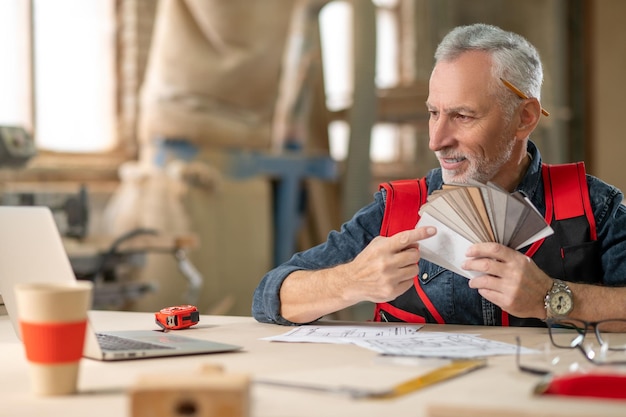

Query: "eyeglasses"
(546, 318), (626, 362)
(500, 78), (550, 117)
(516, 318), (626, 376)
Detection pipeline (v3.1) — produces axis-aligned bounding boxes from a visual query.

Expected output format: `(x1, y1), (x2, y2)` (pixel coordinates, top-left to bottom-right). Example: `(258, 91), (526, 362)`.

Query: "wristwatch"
(544, 279), (574, 318)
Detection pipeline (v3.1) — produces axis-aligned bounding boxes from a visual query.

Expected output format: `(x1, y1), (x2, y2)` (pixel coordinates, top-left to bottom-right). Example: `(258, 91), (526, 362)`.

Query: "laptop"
(0, 205), (242, 361)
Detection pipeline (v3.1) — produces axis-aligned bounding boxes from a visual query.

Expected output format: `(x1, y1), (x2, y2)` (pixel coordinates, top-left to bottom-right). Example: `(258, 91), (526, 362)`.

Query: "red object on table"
(538, 373), (626, 400)
(155, 305), (200, 330)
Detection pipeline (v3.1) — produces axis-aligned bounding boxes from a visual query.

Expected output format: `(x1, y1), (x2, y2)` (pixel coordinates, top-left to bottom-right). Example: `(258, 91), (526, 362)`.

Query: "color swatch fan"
(415, 180), (553, 279)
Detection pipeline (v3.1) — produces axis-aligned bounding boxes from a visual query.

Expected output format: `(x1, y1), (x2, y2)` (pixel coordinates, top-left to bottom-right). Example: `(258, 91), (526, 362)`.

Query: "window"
(0, 0), (116, 154)
(0, 1), (31, 132)
(319, 0), (414, 165)
(33, 0), (116, 153)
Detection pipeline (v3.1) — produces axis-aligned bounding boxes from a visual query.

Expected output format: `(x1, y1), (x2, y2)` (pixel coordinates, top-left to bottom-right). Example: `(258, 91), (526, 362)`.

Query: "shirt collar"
(515, 140), (543, 206)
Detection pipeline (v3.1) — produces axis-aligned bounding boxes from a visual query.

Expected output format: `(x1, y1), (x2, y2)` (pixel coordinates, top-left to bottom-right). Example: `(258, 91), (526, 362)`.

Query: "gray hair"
(434, 24), (543, 118)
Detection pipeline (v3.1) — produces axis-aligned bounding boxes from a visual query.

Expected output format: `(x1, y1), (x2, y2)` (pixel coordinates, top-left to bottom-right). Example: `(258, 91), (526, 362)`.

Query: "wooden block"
(130, 371), (250, 417)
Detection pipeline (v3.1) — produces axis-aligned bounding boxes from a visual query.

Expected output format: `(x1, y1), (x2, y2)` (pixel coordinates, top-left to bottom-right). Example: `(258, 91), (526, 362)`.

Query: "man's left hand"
(462, 242), (552, 319)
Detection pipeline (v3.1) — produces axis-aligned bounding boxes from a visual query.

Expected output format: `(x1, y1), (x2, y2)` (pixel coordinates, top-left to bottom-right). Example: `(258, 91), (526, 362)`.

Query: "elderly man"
(252, 23), (626, 329)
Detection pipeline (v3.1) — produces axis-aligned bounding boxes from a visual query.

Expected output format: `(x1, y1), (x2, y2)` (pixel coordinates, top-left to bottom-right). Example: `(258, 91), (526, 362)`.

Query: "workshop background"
(0, 0), (624, 319)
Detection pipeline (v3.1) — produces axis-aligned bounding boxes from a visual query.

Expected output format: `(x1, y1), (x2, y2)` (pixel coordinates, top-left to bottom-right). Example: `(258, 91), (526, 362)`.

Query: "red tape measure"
(155, 305), (200, 330)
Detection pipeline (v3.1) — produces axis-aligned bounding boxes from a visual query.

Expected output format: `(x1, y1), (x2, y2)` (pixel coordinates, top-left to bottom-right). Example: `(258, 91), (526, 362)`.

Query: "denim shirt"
(252, 142), (626, 325)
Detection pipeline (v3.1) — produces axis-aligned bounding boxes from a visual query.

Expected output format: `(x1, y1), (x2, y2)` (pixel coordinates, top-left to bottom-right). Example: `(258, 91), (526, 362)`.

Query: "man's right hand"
(279, 226), (436, 323)
(341, 227), (437, 303)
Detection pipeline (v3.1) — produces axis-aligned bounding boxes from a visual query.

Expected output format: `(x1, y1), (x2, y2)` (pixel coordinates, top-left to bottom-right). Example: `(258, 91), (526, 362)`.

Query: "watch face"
(549, 290), (573, 315)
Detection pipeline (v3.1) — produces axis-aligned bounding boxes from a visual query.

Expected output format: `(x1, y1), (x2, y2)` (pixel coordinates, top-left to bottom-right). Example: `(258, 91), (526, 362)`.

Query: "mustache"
(436, 150), (467, 160)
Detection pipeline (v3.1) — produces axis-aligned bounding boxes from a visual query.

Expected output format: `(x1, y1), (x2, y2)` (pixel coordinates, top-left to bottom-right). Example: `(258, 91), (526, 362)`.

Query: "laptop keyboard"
(96, 332), (175, 351)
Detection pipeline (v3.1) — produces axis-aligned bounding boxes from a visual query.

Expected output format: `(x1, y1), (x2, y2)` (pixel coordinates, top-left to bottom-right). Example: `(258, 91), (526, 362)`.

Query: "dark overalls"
(374, 163), (600, 326)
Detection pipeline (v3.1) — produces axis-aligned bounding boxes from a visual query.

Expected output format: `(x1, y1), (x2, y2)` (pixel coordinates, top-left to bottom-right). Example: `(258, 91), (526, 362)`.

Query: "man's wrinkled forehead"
(427, 52), (497, 108)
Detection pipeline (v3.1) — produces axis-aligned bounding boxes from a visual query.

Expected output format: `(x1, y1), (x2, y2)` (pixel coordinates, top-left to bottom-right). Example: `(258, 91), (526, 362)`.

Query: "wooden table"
(0, 311), (624, 417)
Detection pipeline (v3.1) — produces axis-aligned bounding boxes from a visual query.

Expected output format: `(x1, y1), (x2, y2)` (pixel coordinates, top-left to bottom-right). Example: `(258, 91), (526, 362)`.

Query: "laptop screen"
(0, 206), (79, 335)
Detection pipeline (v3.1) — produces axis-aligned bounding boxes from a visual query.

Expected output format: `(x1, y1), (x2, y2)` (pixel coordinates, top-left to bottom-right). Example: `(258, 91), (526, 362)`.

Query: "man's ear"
(515, 98), (542, 139)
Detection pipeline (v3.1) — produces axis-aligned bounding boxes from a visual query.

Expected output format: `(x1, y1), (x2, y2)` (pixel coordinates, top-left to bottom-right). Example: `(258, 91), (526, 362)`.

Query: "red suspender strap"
(375, 180), (421, 322)
(378, 301), (427, 323)
(413, 276), (445, 324)
(501, 311), (509, 326)
(541, 162), (597, 239)
(548, 162), (585, 220)
(526, 162), (596, 258)
(505, 162), (594, 327)
(380, 179), (425, 237)
(376, 179), (445, 324)
(577, 163), (597, 240)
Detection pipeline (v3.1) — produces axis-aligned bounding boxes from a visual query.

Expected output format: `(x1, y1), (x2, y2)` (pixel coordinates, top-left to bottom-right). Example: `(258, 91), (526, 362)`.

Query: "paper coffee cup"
(14, 281), (93, 396)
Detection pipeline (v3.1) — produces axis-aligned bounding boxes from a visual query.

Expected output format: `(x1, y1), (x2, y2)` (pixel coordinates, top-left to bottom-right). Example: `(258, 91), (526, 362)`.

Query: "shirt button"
(421, 273), (428, 281)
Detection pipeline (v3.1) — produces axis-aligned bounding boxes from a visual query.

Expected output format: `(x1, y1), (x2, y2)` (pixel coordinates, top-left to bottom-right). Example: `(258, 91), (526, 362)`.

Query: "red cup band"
(20, 320), (87, 364)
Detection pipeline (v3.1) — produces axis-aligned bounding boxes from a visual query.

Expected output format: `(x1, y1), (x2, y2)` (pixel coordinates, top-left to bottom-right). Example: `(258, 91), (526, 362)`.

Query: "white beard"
(439, 135), (515, 184)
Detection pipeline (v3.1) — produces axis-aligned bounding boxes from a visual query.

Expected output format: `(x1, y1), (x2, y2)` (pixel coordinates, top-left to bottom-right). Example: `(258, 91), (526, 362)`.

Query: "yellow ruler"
(371, 358), (487, 399)
(255, 358), (487, 399)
